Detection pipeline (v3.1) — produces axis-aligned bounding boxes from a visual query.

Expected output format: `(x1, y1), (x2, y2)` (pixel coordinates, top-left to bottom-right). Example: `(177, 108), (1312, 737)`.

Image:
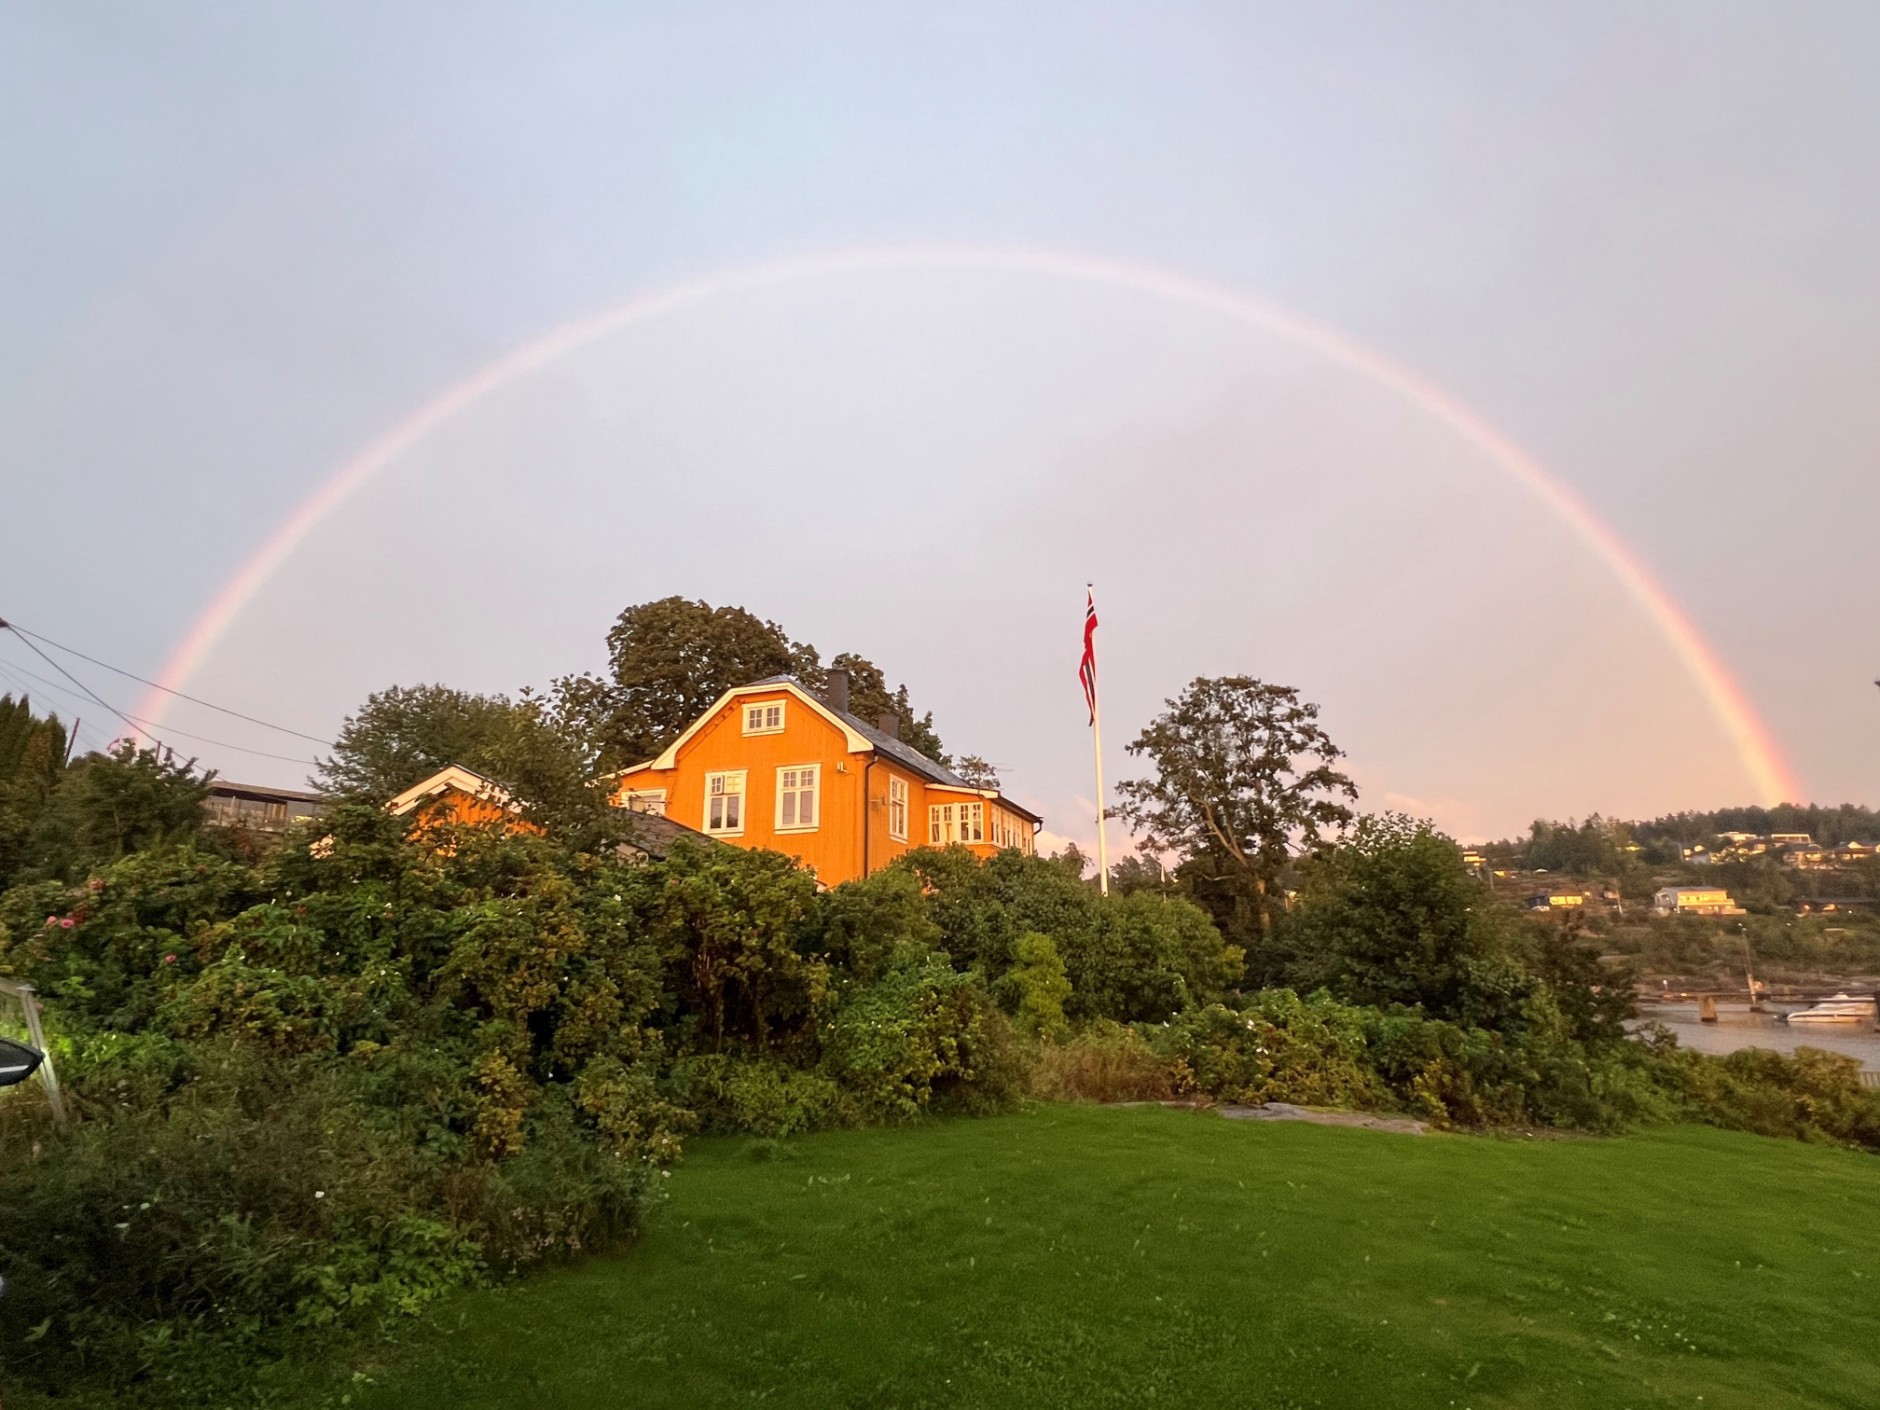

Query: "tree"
(16, 742), (214, 885)
(559, 600), (949, 768)
(1113, 676), (1356, 939)
(579, 598), (817, 764)
(952, 754), (999, 789)
(1278, 813), (1531, 1029)
(317, 684), (597, 824)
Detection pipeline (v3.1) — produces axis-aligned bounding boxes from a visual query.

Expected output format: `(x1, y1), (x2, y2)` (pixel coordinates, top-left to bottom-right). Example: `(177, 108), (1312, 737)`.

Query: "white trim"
(387, 765), (517, 818)
(703, 770), (747, 836)
(649, 680), (871, 770)
(887, 775), (909, 843)
(774, 764), (820, 832)
(620, 788), (667, 816)
(742, 700), (786, 736)
(928, 799), (986, 846)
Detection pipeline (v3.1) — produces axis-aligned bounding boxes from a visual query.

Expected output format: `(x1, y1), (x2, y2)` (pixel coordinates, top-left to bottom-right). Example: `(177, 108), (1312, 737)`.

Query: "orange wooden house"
(389, 764), (532, 831)
(610, 672), (1041, 886)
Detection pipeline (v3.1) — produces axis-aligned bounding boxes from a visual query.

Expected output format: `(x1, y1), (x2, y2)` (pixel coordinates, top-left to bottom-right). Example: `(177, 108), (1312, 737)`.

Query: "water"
(1636, 1002), (1880, 1071)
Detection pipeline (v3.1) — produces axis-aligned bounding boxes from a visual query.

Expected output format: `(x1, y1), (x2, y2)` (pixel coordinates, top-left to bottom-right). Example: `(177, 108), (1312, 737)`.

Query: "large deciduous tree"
(317, 683), (598, 824)
(1113, 676), (1356, 942)
(557, 598), (948, 767)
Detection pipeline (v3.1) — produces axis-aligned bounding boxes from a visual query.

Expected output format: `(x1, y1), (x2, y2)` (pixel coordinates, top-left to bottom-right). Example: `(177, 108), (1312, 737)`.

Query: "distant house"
(1525, 890), (1585, 911)
(203, 780), (326, 833)
(1653, 886), (1744, 917)
(387, 763), (708, 862)
(610, 672), (1042, 888)
(388, 765), (531, 831)
(1796, 896), (1880, 915)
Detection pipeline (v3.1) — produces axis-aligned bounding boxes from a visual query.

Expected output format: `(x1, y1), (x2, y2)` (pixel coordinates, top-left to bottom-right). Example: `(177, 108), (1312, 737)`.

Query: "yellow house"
(1653, 886), (1744, 917)
(610, 674), (1041, 886)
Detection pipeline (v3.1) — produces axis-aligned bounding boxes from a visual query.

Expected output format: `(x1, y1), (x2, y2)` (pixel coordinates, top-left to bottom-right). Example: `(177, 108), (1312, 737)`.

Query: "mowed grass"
(321, 1106), (1880, 1410)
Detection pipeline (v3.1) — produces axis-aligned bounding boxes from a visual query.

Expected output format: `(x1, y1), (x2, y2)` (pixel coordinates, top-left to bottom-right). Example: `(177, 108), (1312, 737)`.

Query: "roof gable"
(645, 679), (873, 769)
(387, 764), (518, 817)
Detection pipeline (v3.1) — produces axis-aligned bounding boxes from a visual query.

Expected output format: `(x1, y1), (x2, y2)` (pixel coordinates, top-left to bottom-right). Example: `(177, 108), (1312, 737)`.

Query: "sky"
(2, 1), (1877, 846)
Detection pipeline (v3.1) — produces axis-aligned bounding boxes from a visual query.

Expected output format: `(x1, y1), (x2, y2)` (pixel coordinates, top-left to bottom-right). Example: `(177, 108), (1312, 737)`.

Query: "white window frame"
(929, 800), (986, 846)
(621, 788), (667, 816)
(775, 764), (820, 832)
(704, 770), (746, 835)
(959, 800), (984, 844)
(887, 776), (908, 842)
(742, 700), (786, 736)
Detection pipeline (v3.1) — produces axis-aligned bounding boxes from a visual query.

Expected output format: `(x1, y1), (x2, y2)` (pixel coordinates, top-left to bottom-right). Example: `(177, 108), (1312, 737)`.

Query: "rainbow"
(138, 244), (1801, 803)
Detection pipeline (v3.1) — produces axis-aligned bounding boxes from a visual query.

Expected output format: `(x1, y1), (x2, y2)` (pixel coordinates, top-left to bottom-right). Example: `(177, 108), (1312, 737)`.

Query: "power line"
(0, 618), (333, 746)
(0, 632), (322, 767)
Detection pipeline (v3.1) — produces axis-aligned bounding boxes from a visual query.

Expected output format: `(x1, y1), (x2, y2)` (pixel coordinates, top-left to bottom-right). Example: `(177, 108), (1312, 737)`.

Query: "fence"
(1862, 1069), (1880, 1090)
(0, 978), (65, 1123)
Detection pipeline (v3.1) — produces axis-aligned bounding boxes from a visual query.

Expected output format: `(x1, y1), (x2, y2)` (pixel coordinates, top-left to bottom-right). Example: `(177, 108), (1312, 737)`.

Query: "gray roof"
(615, 808), (712, 860)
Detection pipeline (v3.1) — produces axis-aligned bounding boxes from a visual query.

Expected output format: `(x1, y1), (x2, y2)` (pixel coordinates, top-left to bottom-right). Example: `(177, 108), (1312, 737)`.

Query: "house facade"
(1653, 886), (1744, 917)
(610, 675), (1041, 886)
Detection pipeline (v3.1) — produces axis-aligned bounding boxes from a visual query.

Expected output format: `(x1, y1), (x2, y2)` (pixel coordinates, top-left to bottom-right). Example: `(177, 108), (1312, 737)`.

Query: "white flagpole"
(1088, 586), (1111, 896)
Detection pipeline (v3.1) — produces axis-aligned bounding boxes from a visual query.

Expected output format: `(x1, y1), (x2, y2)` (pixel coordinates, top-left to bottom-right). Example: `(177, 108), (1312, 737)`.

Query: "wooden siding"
(613, 684), (1039, 886)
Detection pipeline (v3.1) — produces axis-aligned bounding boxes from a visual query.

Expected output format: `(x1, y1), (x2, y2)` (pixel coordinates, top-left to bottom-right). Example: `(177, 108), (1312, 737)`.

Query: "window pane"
(800, 790), (814, 826)
(726, 795), (740, 828)
(782, 793), (796, 827)
(710, 796), (724, 829)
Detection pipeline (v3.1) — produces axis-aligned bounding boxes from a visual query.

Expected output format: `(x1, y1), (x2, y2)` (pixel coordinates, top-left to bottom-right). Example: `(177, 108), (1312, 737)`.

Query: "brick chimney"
(825, 668), (850, 715)
(877, 710), (900, 740)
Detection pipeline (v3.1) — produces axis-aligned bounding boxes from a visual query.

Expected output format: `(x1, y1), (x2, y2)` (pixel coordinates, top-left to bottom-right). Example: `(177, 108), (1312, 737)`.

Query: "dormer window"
(743, 701), (785, 735)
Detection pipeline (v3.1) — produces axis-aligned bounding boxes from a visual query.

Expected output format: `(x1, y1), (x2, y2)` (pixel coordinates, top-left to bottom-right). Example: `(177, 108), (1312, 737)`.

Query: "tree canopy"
(1113, 676), (1356, 939)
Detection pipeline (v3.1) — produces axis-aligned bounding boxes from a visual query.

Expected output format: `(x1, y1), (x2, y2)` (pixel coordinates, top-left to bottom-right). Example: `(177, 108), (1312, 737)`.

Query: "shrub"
(1027, 1021), (1177, 1103)
(663, 1053), (839, 1137)
(999, 931), (1071, 1039)
(820, 954), (1018, 1121)
(1156, 992), (1385, 1109)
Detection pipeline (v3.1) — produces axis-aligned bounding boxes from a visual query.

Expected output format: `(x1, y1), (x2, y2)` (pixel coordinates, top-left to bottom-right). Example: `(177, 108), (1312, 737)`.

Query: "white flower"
(314, 1190), (326, 1199)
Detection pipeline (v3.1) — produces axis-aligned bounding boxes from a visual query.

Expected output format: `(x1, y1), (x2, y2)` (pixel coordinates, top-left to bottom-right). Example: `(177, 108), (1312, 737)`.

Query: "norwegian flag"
(1079, 588), (1099, 725)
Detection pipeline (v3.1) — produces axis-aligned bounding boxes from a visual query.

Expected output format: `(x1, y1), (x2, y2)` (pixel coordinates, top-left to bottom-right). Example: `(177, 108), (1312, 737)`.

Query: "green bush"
(820, 954), (1019, 1121)
(1156, 992), (1385, 1109)
(664, 1053), (839, 1137)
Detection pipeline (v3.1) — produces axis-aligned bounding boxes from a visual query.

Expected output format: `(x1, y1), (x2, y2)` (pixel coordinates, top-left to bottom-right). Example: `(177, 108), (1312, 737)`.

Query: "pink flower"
(164, 953), (177, 965)
(44, 916), (57, 928)
(59, 918), (74, 930)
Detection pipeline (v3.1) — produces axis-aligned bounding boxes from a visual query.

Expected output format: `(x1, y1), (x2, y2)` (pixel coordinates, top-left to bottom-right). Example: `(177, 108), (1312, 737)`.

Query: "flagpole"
(1087, 585), (1111, 896)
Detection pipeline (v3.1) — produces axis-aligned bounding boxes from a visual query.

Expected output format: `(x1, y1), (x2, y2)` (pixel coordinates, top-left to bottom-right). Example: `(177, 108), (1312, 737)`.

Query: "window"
(743, 701), (785, 735)
(888, 776), (908, 841)
(776, 766), (818, 830)
(928, 800), (985, 846)
(622, 789), (667, 817)
(704, 771), (745, 834)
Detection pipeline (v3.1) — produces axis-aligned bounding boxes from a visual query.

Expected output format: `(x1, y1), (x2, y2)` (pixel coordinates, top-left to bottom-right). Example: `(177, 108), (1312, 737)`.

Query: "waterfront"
(1637, 1001), (1880, 1071)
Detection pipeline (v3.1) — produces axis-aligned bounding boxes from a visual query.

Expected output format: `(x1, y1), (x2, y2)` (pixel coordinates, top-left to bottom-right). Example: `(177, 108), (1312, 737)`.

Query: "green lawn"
(316, 1106), (1880, 1410)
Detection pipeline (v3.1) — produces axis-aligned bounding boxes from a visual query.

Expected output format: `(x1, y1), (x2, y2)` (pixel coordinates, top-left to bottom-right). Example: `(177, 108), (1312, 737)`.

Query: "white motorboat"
(1781, 993), (1877, 1023)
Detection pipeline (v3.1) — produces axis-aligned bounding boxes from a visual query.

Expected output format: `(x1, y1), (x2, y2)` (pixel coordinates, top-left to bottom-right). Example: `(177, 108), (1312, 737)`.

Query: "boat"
(1780, 993), (1877, 1023)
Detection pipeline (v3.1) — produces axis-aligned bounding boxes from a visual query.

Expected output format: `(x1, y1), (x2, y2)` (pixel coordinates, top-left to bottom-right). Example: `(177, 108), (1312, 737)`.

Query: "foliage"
(951, 754), (1000, 789)
(1156, 992), (1385, 1109)
(819, 952), (1020, 1122)
(1023, 1021), (1176, 1103)
(897, 846), (1242, 1022)
(1114, 675), (1356, 940)
(0, 814), (688, 1395)
(1277, 813), (1538, 1030)
(554, 598), (951, 769)
(315, 683), (602, 828)
(628, 841), (826, 1053)
(998, 931), (1071, 1039)
(0, 740), (214, 892)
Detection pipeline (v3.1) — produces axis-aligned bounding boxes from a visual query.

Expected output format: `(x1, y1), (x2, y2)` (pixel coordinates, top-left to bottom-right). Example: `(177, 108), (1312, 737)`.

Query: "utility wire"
(0, 631), (322, 767)
(1, 618), (333, 746)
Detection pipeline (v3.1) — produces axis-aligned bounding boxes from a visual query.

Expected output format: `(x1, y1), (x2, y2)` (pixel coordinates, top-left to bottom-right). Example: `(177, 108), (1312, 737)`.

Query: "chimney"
(877, 710), (900, 740)
(825, 668), (850, 716)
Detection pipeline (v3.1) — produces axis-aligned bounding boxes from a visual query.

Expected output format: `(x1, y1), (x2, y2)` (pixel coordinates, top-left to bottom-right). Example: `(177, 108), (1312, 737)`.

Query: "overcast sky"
(3, 2), (1877, 844)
